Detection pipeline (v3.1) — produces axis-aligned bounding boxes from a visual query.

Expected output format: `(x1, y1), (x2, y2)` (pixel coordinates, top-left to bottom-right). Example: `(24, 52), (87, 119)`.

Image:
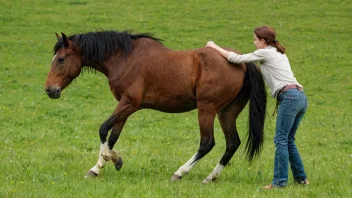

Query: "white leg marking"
(87, 143), (109, 175)
(202, 163), (225, 184)
(100, 142), (113, 161)
(173, 153), (199, 177)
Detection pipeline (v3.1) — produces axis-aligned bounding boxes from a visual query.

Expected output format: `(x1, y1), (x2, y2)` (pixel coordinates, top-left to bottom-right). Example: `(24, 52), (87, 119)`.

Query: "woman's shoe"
(295, 179), (309, 185)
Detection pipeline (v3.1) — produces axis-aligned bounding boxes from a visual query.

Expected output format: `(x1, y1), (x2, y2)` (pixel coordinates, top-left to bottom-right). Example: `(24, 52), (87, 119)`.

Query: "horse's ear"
(55, 32), (61, 40)
(61, 32), (70, 48)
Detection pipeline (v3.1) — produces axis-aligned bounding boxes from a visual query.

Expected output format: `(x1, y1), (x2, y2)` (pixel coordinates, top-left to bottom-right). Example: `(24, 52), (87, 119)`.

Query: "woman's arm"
(206, 41), (265, 64)
(206, 41), (230, 58)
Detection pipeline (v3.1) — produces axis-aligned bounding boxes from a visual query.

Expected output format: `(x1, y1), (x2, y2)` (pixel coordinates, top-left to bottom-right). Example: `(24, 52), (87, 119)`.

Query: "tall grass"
(1, 0), (351, 197)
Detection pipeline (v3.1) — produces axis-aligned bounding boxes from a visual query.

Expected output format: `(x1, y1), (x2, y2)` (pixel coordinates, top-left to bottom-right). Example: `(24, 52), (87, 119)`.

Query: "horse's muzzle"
(45, 87), (61, 99)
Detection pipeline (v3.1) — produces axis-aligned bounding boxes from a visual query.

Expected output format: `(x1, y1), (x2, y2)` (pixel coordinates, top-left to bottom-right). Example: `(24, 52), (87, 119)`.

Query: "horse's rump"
(193, 48), (246, 110)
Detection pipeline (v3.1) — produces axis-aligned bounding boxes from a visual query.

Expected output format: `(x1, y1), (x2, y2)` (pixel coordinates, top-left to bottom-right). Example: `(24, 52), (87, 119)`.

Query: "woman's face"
(254, 33), (267, 49)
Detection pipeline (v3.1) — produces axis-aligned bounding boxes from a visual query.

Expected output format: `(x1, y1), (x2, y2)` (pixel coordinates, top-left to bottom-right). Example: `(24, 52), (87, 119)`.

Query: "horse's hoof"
(202, 176), (217, 184)
(113, 157), (123, 171)
(84, 170), (98, 178)
(171, 174), (182, 181)
(202, 178), (212, 184)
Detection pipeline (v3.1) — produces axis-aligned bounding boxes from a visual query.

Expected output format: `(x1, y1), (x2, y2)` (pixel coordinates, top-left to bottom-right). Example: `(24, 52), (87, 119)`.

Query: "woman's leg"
(288, 94), (308, 182)
(271, 97), (296, 187)
(272, 111), (295, 187)
(271, 89), (309, 187)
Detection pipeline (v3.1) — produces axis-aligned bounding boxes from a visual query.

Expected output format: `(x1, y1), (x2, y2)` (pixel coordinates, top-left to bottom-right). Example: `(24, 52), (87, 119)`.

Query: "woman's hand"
(205, 41), (230, 59)
(206, 41), (218, 49)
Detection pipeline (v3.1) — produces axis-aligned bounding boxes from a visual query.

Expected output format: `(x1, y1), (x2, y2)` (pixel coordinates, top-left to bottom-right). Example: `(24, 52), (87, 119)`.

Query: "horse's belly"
(140, 96), (197, 113)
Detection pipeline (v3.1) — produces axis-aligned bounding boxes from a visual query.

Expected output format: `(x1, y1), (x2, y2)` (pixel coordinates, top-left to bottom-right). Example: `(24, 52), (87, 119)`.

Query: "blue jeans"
(272, 89), (308, 187)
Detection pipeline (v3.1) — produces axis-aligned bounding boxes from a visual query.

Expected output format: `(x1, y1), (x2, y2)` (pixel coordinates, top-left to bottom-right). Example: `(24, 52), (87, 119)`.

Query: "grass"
(1, 0), (351, 197)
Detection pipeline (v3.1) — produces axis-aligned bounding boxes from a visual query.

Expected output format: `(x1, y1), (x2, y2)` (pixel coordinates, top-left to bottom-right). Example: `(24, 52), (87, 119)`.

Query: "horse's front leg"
(106, 120), (126, 171)
(85, 120), (127, 178)
(84, 141), (111, 178)
(85, 96), (139, 178)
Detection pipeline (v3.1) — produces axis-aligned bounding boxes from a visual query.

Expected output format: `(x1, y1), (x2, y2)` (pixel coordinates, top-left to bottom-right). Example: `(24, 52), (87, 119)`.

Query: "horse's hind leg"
(202, 100), (247, 184)
(171, 107), (216, 181)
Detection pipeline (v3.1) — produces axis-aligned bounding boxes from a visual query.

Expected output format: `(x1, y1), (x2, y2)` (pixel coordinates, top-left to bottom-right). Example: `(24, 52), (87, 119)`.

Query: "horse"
(45, 30), (267, 184)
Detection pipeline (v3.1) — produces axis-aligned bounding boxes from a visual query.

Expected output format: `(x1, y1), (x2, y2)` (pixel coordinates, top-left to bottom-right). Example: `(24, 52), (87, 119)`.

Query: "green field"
(1, 0), (351, 197)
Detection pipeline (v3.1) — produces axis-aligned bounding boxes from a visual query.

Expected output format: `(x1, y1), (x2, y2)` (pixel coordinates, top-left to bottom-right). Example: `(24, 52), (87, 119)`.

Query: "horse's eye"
(58, 57), (64, 63)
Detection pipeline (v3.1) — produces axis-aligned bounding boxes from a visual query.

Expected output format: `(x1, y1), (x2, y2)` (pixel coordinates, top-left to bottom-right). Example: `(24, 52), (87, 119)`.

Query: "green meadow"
(1, 0), (351, 197)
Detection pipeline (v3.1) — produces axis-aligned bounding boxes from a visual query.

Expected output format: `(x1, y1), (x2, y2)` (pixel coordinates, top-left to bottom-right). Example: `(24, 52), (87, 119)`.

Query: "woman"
(206, 26), (309, 188)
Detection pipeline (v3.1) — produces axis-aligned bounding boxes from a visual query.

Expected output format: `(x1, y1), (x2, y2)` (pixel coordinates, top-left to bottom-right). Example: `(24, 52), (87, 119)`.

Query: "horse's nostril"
(46, 88), (50, 94)
(56, 88), (61, 93)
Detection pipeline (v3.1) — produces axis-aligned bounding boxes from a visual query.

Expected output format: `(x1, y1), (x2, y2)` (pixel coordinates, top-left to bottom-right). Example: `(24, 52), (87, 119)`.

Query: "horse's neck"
(86, 62), (109, 76)
(84, 38), (164, 77)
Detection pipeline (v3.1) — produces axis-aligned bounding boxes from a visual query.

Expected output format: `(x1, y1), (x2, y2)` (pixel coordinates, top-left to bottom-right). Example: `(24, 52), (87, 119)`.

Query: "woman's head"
(253, 26), (285, 54)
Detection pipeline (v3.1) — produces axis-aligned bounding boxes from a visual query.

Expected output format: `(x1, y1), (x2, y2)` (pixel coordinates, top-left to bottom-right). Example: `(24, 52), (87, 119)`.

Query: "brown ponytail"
(254, 26), (286, 54)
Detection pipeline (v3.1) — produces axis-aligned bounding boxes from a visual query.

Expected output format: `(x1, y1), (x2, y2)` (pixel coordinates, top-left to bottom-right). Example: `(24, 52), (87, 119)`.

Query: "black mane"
(53, 30), (162, 63)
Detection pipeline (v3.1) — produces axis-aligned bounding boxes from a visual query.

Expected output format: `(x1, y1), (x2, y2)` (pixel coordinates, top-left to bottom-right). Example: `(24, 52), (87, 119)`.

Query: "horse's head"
(45, 33), (82, 99)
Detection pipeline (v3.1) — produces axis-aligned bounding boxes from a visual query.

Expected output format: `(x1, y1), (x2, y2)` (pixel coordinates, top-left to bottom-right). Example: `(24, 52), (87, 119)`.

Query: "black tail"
(243, 62), (267, 161)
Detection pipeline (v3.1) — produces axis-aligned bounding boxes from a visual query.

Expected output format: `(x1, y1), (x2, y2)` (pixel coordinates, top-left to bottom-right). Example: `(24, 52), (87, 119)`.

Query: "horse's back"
(138, 49), (199, 112)
(138, 46), (246, 113)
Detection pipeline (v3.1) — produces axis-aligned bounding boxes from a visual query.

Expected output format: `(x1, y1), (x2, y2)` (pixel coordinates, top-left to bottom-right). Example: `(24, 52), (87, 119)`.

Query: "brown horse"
(45, 30), (266, 183)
